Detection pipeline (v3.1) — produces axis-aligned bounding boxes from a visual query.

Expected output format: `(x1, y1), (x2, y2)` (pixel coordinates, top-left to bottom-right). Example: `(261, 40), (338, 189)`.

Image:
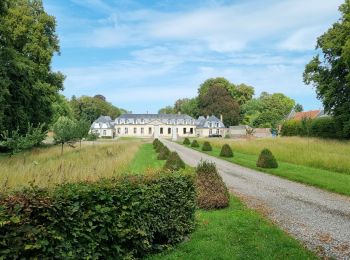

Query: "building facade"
(90, 114), (225, 139)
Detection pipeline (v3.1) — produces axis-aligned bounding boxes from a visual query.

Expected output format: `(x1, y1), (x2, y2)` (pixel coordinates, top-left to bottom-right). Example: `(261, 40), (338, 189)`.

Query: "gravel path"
(162, 139), (350, 259)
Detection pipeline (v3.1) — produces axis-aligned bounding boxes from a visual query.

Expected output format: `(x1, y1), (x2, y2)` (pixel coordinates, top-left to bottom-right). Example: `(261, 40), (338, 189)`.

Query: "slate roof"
(91, 115), (114, 129)
(195, 115), (225, 128)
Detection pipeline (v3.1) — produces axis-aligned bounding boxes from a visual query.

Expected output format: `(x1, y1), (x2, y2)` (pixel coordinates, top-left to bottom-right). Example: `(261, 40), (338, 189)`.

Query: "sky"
(43, 0), (344, 113)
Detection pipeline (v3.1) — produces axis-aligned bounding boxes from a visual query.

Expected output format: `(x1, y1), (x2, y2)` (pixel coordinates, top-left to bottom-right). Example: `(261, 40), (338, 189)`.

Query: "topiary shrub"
(196, 161), (229, 210)
(155, 143), (164, 153)
(191, 140), (199, 148)
(220, 144), (233, 157)
(201, 141), (212, 151)
(183, 138), (190, 145)
(256, 148), (278, 168)
(157, 145), (170, 160)
(164, 152), (186, 171)
(153, 138), (160, 149)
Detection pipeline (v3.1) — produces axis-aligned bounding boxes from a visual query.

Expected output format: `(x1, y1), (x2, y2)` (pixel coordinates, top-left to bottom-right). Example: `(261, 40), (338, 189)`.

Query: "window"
(190, 128), (193, 134)
(103, 130), (106, 136)
(216, 123), (219, 127)
(148, 127), (152, 134)
(133, 128), (137, 134)
(141, 119), (144, 124)
(183, 128), (186, 134)
(117, 128), (121, 134)
(168, 128), (171, 134)
(209, 129), (212, 135)
(125, 127), (128, 134)
(216, 129), (220, 134)
(209, 122), (212, 128)
(141, 128), (144, 134)
(160, 127), (163, 134)
(176, 128), (178, 133)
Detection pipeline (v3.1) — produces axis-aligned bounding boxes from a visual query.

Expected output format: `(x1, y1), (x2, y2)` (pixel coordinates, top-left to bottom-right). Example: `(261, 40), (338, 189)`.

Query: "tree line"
(159, 77), (300, 129)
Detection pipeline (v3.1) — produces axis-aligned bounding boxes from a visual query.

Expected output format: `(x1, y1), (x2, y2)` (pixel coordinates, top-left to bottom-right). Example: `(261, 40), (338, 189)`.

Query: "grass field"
(0, 141), (140, 192)
(183, 138), (350, 196)
(127, 143), (165, 173)
(149, 196), (315, 260)
(207, 137), (350, 175)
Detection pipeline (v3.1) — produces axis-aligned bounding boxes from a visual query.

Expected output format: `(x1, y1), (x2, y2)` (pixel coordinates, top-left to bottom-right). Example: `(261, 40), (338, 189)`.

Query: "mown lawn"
(149, 196), (316, 260)
(183, 140), (350, 196)
(127, 143), (165, 173)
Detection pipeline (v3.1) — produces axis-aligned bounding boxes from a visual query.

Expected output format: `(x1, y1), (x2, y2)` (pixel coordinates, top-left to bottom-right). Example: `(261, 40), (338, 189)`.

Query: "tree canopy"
(70, 95), (123, 123)
(303, 0), (350, 138)
(0, 0), (64, 137)
(198, 85), (240, 126)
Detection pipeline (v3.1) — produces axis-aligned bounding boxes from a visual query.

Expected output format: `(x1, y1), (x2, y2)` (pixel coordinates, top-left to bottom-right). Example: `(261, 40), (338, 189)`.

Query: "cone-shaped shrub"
(157, 145), (170, 160)
(183, 138), (190, 145)
(220, 144), (233, 157)
(191, 140), (200, 148)
(201, 141), (212, 151)
(153, 138), (160, 149)
(256, 148), (278, 168)
(155, 142), (164, 153)
(196, 161), (229, 209)
(164, 152), (186, 171)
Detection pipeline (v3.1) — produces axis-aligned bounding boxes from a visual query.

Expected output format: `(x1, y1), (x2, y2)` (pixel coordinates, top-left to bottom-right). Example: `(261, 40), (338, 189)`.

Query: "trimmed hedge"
(183, 138), (190, 145)
(281, 117), (339, 139)
(256, 148), (278, 168)
(201, 141), (212, 151)
(196, 161), (229, 209)
(219, 144), (233, 157)
(191, 140), (200, 148)
(164, 152), (186, 171)
(153, 138), (161, 149)
(0, 172), (196, 259)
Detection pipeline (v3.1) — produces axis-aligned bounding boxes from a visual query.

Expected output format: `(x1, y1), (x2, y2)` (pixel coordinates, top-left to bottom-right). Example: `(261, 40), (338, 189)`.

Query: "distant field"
(205, 137), (350, 175)
(0, 141), (140, 192)
(183, 137), (350, 196)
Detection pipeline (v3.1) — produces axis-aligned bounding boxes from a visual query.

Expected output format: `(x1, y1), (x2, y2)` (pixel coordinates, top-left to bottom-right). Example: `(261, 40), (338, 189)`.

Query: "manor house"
(90, 114), (225, 139)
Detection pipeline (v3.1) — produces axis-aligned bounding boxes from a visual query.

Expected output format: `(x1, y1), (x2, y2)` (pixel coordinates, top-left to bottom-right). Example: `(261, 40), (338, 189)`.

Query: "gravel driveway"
(162, 139), (350, 259)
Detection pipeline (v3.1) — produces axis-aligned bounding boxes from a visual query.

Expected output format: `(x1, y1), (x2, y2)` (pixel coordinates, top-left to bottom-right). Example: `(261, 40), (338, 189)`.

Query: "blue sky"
(44, 0), (343, 113)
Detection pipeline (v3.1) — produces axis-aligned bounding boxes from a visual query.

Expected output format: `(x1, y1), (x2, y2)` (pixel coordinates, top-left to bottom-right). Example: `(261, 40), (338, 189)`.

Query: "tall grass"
(206, 137), (350, 174)
(0, 141), (140, 192)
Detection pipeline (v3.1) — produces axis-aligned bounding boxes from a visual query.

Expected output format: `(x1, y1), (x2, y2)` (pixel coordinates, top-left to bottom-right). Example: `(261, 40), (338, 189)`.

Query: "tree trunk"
(61, 142), (64, 156)
(80, 139), (82, 149)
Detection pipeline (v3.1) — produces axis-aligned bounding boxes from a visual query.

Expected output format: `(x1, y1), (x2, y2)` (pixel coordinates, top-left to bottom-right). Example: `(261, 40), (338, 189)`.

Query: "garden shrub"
(86, 133), (99, 141)
(219, 144), (233, 157)
(164, 152), (186, 171)
(201, 141), (212, 151)
(155, 142), (164, 153)
(190, 140), (199, 148)
(183, 138), (190, 145)
(310, 117), (337, 139)
(157, 145), (170, 160)
(0, 172), (196, 259)
(195, 161), (229, 210)
(153, 138), (160, 148)
(256, 148), (278, 168)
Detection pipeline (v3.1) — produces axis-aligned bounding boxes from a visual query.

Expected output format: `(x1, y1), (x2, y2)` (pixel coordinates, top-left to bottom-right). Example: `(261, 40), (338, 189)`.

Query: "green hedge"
(0, 172), (196, 259)
(281, 117), (339, 139)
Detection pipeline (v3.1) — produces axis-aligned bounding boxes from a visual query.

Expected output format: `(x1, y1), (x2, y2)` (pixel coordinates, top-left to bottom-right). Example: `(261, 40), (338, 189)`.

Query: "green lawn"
(183, 142), (350, 196)
(149, 196), (316, 260)
(127, 143), (165, 173)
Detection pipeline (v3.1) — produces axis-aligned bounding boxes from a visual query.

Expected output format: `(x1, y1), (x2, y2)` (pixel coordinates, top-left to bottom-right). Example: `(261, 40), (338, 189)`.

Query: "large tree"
(242, 92), (295, 128)
(198, 77), (254, 106)
(174, 98), (200, 118)
(0, 0), (64, 136)
(303, 0), (350, 138)
(198, 85), (240, 126)
(70, 95), (122, 123)
(158, 106), (175, 114)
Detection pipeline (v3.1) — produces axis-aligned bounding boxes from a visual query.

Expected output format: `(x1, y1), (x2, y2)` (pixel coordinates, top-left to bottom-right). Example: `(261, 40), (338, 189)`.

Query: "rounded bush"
(157, 146), (170, 160)
(183, 138), (190, 145)
(164, 152), (185, 171)
(220, 144), (233, 157)
(155, 142), (164, 153)
(153, 138), (160, 148)
(196, 160), (229, 209)
(191, 140), (200, 148)
(201, 141), (212, 151)
(256, 148), (278, 168)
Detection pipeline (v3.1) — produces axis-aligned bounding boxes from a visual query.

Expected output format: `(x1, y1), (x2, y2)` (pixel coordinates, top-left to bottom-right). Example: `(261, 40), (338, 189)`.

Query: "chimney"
(220, 114), (223, 122)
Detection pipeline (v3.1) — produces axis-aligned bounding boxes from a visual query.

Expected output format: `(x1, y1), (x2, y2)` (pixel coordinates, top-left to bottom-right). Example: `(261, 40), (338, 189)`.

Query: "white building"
(90, 114), (225, 139)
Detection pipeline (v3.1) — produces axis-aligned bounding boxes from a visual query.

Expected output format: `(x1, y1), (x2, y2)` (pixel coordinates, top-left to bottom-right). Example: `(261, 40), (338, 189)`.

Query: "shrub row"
(154, 138), (185, 171)
(280, 117), (339, 139)
(0, 172), (196, 259)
